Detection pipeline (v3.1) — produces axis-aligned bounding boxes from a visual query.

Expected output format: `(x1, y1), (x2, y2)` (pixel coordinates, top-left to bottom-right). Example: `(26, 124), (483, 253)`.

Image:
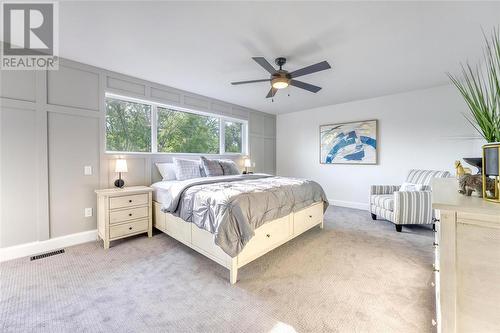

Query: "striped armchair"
(369, 169), (451, 232)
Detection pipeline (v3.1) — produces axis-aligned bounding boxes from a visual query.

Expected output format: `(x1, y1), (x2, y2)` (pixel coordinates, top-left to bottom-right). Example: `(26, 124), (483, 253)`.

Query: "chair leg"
(395, 225), (402, 232)
(371, 213), (377, 220)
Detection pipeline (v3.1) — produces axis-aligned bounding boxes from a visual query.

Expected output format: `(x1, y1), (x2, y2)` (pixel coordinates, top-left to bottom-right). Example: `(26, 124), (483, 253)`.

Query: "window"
(157, 107), (220, 154)
(106, 98), (151, 152)
(224, 121), (242, 153)
(105, 95), (247, 154)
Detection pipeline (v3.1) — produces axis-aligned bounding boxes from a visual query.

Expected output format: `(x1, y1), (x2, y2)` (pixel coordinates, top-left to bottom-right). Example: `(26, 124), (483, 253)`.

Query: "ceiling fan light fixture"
(271, 77), (289, 89)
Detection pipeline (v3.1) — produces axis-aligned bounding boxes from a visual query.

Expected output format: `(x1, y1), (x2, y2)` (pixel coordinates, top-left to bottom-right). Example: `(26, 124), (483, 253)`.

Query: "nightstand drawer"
(110, 219), (149, 239)
(110, 206), (148, 224)
(110, 193), (148, 209)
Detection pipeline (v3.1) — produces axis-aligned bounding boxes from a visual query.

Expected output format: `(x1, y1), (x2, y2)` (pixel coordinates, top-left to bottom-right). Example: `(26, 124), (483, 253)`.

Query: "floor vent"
(30, 249), (65, 261)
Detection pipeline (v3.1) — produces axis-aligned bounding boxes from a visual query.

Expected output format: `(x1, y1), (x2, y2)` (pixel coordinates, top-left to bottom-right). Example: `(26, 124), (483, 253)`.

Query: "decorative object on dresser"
(483, 142), (500, 202)
(114, 159), (128, 188)
(369, 169), (450, 232)
(453, 160), (471, 177)
(320, 120), (377, 164)
(458, 174), (495, 197)
(95, 186), (153, 249)
(462, 157), (482, 174)
(432, 178), (500, 332)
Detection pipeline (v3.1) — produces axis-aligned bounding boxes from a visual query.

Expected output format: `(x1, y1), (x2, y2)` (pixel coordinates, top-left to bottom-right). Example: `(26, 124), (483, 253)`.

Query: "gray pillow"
(173, 158), (201, 181)
(219, 159), (240, 175)
(200, 156), (223, 177)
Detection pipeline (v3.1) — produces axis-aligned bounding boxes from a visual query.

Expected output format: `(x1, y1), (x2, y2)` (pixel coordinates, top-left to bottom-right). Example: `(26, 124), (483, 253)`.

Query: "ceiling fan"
(231, 57), (331, 99)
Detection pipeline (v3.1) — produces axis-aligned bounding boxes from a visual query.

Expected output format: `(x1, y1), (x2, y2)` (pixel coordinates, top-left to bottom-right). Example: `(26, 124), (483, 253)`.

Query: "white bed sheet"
(151, 180), (180, 205)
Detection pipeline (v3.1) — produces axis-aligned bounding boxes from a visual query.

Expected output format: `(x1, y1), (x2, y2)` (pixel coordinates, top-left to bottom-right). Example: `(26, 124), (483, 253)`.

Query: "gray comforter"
(157, 174), (328, 257)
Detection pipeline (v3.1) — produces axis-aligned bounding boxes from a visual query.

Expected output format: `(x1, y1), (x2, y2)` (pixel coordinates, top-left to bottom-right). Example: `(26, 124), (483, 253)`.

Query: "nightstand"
(95, 186), (153, 249)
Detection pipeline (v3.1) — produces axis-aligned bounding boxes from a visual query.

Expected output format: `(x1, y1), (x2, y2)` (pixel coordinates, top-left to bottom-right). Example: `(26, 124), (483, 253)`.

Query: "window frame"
(105, 93), (248, 156)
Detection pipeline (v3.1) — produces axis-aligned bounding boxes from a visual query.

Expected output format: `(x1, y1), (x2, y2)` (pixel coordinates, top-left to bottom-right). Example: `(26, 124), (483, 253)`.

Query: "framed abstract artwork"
(320, 120), (378, 164)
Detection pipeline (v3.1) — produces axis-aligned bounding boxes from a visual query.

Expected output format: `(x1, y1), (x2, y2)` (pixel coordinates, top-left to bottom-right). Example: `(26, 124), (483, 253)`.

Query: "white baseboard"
(329, 199), (369, 211)
(0, 229), (97, 262)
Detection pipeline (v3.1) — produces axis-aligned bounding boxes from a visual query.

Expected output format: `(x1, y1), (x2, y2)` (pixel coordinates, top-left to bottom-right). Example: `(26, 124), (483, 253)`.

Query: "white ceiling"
(59, 1), (500, 114)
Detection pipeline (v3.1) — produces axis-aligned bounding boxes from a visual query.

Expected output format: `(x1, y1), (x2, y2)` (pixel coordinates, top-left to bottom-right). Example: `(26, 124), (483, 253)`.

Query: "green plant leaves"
(448, 27), (500, 143)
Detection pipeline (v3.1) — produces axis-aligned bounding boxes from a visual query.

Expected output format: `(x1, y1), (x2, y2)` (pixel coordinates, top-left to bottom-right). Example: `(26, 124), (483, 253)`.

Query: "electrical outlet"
(84, 166), (92, 176)
(84, 208), (93, 217)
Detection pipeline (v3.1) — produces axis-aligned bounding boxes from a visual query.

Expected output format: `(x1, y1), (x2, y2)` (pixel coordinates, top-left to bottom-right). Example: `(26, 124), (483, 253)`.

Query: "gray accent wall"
(0, 58), (276, 248)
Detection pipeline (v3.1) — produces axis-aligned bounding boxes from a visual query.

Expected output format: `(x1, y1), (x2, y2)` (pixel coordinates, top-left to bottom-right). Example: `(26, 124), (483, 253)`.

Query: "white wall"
(276, 85), (484, 210)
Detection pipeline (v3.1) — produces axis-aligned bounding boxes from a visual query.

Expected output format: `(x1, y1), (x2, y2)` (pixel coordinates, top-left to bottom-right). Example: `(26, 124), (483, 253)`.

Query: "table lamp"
(114, 159), (128, 188)
(243, 158), (252, 174)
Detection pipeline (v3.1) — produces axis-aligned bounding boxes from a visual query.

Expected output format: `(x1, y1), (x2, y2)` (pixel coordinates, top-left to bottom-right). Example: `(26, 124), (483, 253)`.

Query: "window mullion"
(219, 119), (225, 155)
(151, 104), (158, 153)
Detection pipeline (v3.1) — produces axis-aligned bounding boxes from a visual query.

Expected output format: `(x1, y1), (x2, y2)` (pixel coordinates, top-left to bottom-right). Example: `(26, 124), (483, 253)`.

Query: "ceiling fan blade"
(231, 79), (270, 85)
(252, 57), (277, 74)
(266, 87), (277, 98)
(289, 61), (331, 78)
(289, 79), (322, 93)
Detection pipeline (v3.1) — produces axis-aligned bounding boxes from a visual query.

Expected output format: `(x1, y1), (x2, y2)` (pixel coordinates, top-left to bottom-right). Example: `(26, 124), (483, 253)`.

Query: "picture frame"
(319, 119), (378, 165)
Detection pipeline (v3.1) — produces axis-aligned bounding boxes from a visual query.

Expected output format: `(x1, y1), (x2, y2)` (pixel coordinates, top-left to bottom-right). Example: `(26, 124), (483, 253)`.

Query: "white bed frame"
(153, 201), (324, 284)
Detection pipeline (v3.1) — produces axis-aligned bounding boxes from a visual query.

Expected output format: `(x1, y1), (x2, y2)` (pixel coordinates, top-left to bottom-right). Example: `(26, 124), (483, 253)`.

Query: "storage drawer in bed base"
(152, 201), (324, 284)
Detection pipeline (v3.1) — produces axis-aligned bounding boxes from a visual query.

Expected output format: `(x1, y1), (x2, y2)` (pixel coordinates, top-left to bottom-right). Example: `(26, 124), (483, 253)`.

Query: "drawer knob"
(433, 242), (438, 246)
(266, 234), (271, 238)
(309, 215), (313, 218)
(129, 227), (132, 230)
(129, 213), (132, 216)
(129, 200), (132, 203)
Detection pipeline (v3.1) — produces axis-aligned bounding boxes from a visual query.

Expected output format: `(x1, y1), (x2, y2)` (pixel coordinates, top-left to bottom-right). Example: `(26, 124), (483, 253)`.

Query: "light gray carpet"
(0, 207), (435, 333)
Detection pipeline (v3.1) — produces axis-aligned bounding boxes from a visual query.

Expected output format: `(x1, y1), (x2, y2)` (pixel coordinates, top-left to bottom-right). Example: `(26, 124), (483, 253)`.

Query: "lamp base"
(114, 179), (125, 188)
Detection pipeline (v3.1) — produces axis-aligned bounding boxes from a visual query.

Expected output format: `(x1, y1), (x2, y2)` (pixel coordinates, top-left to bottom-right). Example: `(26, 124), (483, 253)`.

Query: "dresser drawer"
(109, 193), (148, 210)
(110, 206), (148, 224)
(109, 219), (149, 239)
(293, 202), (323, 234)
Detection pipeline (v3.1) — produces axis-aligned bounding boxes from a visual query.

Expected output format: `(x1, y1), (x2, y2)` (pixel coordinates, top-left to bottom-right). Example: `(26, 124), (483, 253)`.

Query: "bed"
(151, 171), (328, 284)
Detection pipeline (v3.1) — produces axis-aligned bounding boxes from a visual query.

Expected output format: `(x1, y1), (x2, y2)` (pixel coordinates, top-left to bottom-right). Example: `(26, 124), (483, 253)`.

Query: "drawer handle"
(431, 281), (435, 287)
(129, 213), (132, 217)
(309, 215), (313, 218)
(129, 200), (132, 203)
(266, 234), (271, 238)
(129, 227), (133, 230)
(433, 242), (438, 246)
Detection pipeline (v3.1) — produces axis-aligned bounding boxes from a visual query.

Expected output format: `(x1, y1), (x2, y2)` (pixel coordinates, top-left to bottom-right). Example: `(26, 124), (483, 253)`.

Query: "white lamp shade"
(115, 159), (128, 173)
(244, 158), (252, 168)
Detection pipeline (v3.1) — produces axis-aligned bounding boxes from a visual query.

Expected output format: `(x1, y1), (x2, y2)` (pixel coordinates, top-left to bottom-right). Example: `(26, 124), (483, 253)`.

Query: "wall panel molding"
(1, 55), (276, 252)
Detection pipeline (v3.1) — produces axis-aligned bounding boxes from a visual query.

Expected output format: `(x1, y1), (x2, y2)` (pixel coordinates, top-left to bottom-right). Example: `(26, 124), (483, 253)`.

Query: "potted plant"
(448, 28), (500, 201)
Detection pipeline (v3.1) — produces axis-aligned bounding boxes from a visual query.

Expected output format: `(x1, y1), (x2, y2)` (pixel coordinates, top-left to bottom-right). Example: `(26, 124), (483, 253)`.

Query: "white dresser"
(95, 186), (153, 249)
(432, 178), (500, 333)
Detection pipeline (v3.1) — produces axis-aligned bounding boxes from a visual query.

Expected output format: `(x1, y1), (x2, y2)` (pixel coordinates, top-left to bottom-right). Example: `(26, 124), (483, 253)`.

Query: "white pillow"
(399, 182), (424, 192)
(156, 163), (177, 180)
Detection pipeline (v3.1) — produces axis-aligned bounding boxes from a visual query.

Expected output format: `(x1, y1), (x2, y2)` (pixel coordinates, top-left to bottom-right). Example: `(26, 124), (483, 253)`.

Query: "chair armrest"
(393, 191), (433, 225)
(370, 185), (400, 195)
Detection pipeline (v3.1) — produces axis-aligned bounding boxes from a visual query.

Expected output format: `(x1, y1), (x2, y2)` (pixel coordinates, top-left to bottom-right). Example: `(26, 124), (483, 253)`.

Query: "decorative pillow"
(200, 156), (223, 177)
(399, 182), (424, 192)
(155, 163), (176, 180)
(173, 158), (201, 181)
(218, 159), (240, 175)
